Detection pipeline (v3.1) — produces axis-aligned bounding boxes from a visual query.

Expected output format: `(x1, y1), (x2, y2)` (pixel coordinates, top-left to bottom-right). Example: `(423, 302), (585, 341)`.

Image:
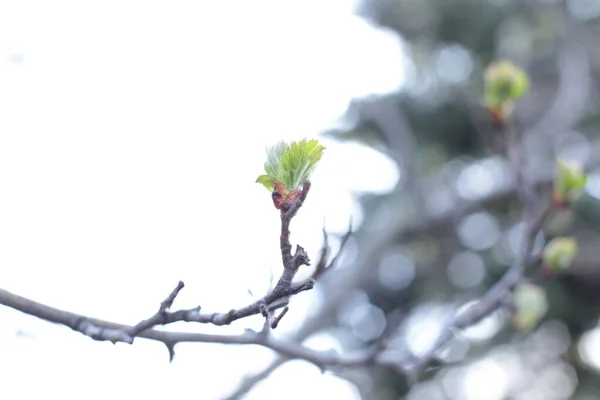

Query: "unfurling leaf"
(552, 159), (587, 207)
(512, 283), (548, 331)
(542, 237), (578, 273)
(256, 175), (275, 192)
(256, 138), (325, 193)
(277, 139), (325, 191)
(264, 141), (287, 179)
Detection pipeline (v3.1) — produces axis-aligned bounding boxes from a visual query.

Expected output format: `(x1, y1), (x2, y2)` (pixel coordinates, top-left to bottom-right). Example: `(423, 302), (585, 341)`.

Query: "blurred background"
(2, 0), (600, 399)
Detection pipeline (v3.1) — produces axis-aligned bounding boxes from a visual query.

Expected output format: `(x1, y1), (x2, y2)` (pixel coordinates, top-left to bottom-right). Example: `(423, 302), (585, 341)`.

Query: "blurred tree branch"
(226, 138), (600, 399)
(0, 181), (350, 362)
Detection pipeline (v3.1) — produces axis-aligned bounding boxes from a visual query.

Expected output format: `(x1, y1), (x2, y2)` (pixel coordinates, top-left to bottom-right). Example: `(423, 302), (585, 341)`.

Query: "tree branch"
(1, 127), (596, 400)
(0, 285), (415, 371)
(409, 206), (551, 374)
(0, 184), (352, 362)
(226, 141), (600, 397)
(407, 115), (554, 375)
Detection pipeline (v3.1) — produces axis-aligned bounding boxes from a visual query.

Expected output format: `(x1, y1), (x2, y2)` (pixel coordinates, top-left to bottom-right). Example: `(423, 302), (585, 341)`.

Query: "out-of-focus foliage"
(316, 0), (600, 398)
(554, 158), (588, 206)
(512, 283), (549, 331)
(484, 60), (529, 123)
(543, 236), (579, 272)
(484, 60), (529, 108)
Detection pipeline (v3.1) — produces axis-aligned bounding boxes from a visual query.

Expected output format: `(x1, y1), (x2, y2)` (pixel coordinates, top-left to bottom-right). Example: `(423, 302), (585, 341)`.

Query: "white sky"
(0, 1), (405, 399)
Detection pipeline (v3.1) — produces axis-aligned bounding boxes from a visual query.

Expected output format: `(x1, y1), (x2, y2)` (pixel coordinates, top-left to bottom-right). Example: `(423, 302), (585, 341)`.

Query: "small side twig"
(128, 281), (186, 337)
(271, 307), (289, 329)
(313, 219), (353, 280)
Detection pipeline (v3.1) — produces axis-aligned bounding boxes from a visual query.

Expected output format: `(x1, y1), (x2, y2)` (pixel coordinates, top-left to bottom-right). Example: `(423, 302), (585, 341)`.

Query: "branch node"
(292, 245), (311, 268)
(259, 302), (269, 317)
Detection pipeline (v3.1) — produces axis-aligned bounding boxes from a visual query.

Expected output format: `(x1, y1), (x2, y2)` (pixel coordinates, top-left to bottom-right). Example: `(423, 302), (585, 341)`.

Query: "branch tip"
(271, 307), (289, 329)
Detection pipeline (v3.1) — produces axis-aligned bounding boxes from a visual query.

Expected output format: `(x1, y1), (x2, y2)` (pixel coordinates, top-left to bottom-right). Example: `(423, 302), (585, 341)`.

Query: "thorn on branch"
(166, 342), (176, 362)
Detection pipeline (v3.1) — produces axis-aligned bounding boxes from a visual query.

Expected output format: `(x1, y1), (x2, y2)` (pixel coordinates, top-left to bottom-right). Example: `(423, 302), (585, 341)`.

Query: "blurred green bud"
(485, 61), (529, 107)
(542, 237), (578, 272)
(484, 61), (529, 123)
(512, 283), (548, 331)
(552, 159), (587, 207)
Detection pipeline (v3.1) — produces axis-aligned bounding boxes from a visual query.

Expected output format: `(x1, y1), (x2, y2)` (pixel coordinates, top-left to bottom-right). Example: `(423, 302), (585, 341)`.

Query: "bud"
(256, 138), (325, 209)
(542, 237), (578, 273)
(512, 283), (548, 331)
(552, 159), (587, 208)
(484, 61), (529, 123)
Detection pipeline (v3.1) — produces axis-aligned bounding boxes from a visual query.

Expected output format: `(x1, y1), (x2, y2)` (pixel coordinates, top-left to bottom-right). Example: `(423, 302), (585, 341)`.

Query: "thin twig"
(410, 206), (551, 374)
(271, 307), (289, 329)
(0, 179), (352, 359)
(408, 107), (555, 374)
(127, 281), (186, 337)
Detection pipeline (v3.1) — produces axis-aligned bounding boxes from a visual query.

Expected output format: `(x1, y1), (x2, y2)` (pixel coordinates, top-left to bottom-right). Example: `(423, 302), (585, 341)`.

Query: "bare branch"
(128, 281), (186, 337)
(0, 179), (353, 363)
(410, 206), (551, 374)
(223, 359), (289, 400)
(406, 110), (556, 375)
(0, 286), (415, 372)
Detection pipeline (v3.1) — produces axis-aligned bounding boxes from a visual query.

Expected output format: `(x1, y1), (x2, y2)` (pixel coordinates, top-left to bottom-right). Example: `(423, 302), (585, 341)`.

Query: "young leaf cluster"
(484, 60), (529, 123)
(553, 159), (588, 206)
(256, 139), (325, 192)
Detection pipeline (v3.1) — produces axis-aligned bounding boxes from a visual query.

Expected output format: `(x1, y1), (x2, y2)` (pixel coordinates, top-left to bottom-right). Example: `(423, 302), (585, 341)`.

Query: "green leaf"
(264, 141), (286, 178)
(256, 174), (275, 191)
(277, 139), (325, 190)
(256, 138), (325, 192)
